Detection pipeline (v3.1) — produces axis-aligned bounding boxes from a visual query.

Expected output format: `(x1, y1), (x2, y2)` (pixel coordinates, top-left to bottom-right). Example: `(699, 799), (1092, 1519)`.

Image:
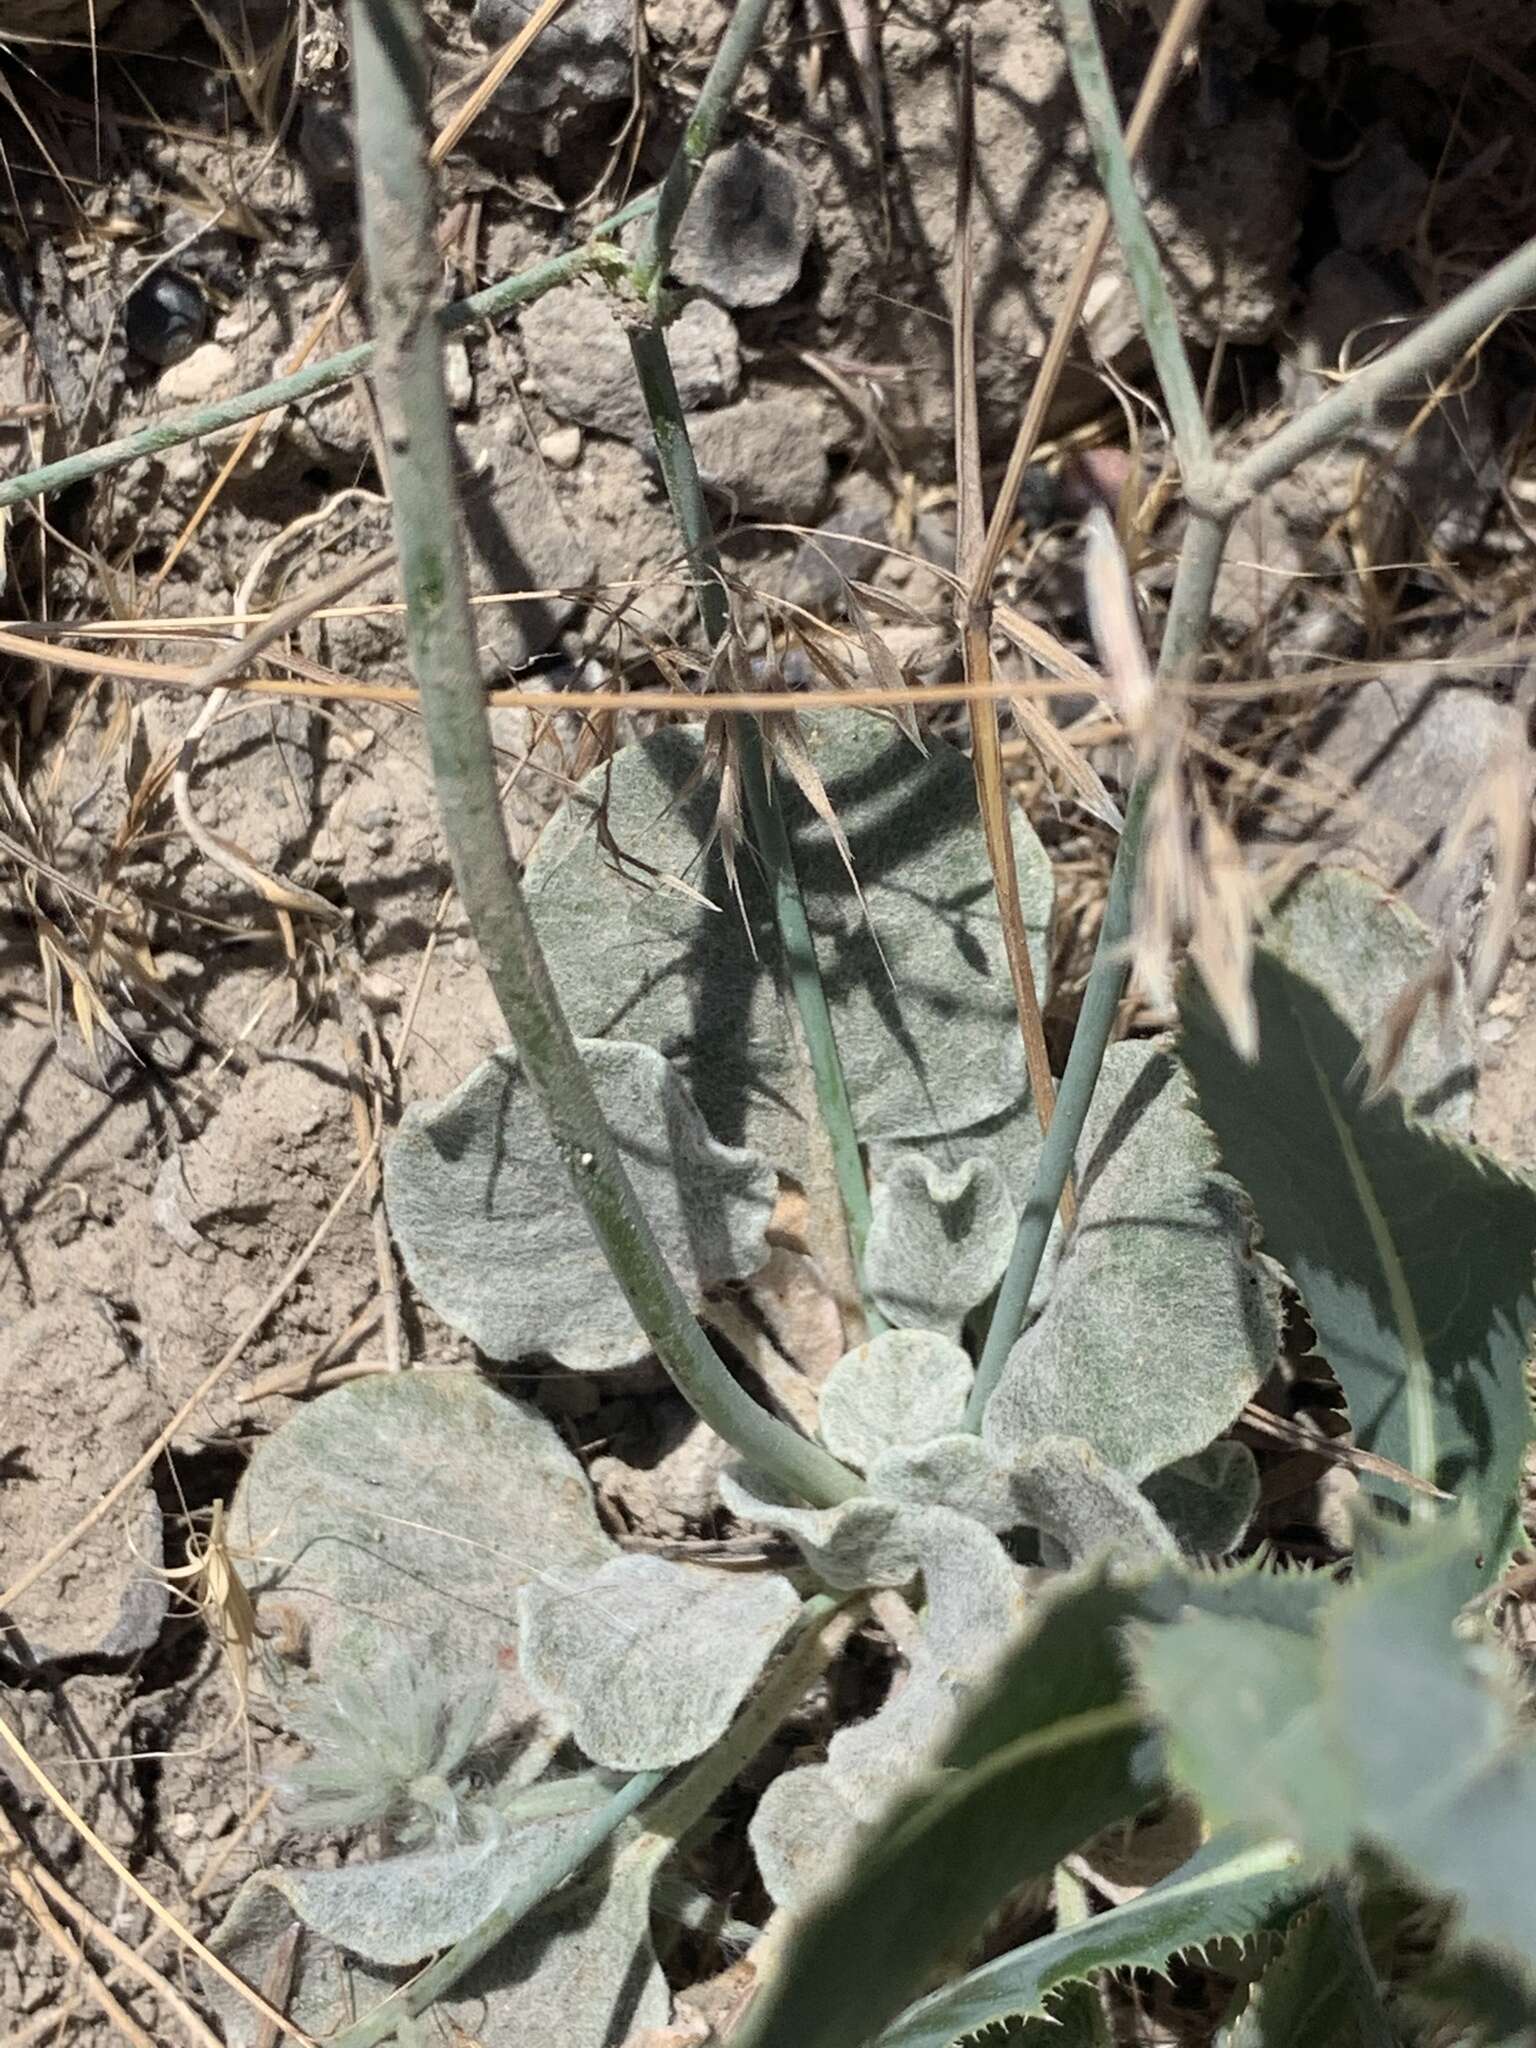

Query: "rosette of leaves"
(212, 1371), (806, 2045)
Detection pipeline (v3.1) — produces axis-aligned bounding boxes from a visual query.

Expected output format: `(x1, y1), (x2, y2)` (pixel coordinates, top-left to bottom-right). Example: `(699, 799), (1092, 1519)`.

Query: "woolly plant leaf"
(864, 1153), (1016, 1336)
(247, 1811), (596, 1967)
(1008, 1437), (1178, 1564)
(229, 1373), (613, 1738)
(520, 713), (1054, 1162)
(817, 1329), (974, 1472)
(724, 1467), (1026, 1874)
(384, 1037), (776, 1371)
(879, 1832), (1305, 2048)
(1142, 1444), (1261, 1559)
(518, 1553), (801, 1771)
(984, 1042), (1281, 1481)
(1264, 866), (1476, 1129)
(204, 1839), (667, 2048)
(1179, 945), (1536, 1593)
(732, 1565), (1159, 2048)
(750, 1759), (870, 1913)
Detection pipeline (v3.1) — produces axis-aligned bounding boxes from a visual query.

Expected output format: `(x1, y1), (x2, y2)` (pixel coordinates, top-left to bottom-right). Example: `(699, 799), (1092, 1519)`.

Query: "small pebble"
(444, 341), (474, 412)
(124, 270), (207, 367)
(539, 424), (582, 470)
(156, 342), (238, 406)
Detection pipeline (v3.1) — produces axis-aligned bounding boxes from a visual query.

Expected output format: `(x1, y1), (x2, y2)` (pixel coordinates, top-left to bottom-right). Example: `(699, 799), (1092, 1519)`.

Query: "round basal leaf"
(1264, 865), (1476, 1128)
(1006, 1437), (1177, 1565)
(385, 1038), (776, 1371)
(868, 1433), (1020, 1530)
(203, 1834), (669, 2048)
(985, 1042), (1281, 1482)
(817, 1329), (974, 1472)
(719, 1468), (933, 1589)
(518, 1553), (802, 1771)
(1142, 1443), (1260, 1559)
(823, 1506), (1027, 1820)
(520, 712), (1055, 1162)
(751, 1761), (868, 1911)
(865, 1154), (1016, 1336)
(229, 1373), (614, 1738)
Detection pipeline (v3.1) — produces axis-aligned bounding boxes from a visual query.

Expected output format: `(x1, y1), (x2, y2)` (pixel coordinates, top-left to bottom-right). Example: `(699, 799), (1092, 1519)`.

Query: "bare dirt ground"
(2, 0), (1536, 2040)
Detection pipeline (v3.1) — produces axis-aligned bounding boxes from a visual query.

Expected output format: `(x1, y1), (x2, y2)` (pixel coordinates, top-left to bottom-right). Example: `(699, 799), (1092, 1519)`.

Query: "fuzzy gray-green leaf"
(732, 1566), (1157, 2048)
(1179, 945), (1536, 1592)
(384, 1037), (776, 1371)
(520, 713), (1054, 1162)
(1264, 866), (1475, 1129)
(230, 1373), (613, 1739)
(817, 1329), (974, 1472)
(1143, 1444), (1261, 1559)
(865, 1154), (1016, 1336)
(984, 1043), (1280, 1481)
(518, 1553), (801, 1771)
(252, 1812), (593, 1966)
(879, 1832), (1304, 2048)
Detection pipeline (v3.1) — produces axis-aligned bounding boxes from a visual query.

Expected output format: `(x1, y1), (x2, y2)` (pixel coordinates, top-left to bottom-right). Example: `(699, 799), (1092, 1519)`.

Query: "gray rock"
(519, 284), (739, 442)
(786, 502), (887, 613)
(687, 395), (830, 525)
(1333, 122), (1429, 255)
(456, 423), (594, 670)
(673, 139), (816, 308)
(469, 0), (632, 112)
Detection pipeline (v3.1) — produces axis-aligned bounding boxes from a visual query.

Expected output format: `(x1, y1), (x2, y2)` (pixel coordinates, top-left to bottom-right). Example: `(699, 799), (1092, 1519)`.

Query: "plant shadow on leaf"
(520, 713), (1054, 1162)
(1179, 944), (1536, 1593)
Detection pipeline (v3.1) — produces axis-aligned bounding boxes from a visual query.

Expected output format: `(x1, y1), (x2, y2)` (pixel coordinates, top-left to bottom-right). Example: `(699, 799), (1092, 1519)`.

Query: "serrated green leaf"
(518, 1553), (801, 1770)
(520, 713), (1054, 1163)
(879, 1832), (1305, 2048)
(733, 1567), (1160, 2048)
(1218, 1896), (1384, 2048)
(1132, 1607), (1352, 1861)
(1321, 1524), (1536, 1976)
(865, 1153), (1017, 1336)
(1179, 946), (1536, 1592)
(384, 1038), (776, 1371)
(984, 1043), (1280, 1482)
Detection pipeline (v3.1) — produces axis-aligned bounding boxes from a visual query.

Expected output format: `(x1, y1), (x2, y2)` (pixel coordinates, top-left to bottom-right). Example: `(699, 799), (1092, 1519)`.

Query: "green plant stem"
(329, 1766), (667, 2048)
(964, 509), (1227, 1427)
(628, 291), (877, 1303)
(630, 0), (778, 299)
(348, 0), (858, 1509)
(1214, 230), (1536, 512)
(0, 196), (652, 516)
(1056, 0), (1211, 471)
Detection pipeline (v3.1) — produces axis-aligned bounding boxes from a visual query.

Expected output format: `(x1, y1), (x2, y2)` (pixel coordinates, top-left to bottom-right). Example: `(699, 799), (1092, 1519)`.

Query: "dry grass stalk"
(950, 22), (1069, 1214)
(0, 1717), (311, 2047)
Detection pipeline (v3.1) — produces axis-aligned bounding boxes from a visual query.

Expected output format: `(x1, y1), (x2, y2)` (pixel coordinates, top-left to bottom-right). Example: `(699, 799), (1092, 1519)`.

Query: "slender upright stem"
(966, 508), (1228, 1427)
(1056, 0), (1210, 472)
(348, 0), (858, 1508)
(628, 215), (875, 1301)
(1217, 230), (1536, 511)
(630, 0), (778, 300)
